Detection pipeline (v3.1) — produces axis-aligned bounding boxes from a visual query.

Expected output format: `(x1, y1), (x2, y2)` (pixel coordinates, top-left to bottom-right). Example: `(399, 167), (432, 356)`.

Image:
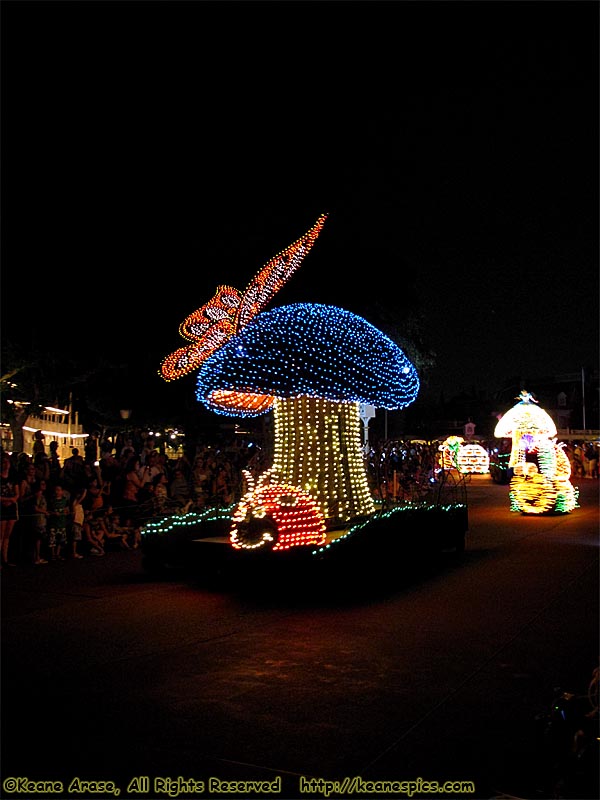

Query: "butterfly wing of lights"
(159, 213), (328, 382)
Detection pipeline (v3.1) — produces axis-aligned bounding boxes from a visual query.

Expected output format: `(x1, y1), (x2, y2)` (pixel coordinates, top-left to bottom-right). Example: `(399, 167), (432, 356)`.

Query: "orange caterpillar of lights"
(230, 470), (327, 551)
(494, 391), (578, 514)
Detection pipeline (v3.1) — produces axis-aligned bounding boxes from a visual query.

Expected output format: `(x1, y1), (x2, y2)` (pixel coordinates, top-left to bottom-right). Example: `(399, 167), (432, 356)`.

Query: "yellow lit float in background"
(494, 391), (578, 514)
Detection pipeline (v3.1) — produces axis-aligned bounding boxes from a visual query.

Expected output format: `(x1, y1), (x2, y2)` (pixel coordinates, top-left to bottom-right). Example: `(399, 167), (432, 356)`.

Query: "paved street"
(1, 476), (598, 800)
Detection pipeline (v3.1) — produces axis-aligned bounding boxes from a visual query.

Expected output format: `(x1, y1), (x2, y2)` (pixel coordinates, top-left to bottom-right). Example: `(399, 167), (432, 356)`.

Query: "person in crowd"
(214, 464), (234, 506)
(169, 467), (193, 512)
(99, 447), (120, 507)
(31, 479), (50, 564)
(47, 441), (62, 488)
(151, 471), (170, 517)
(70, 487), (86, 559)
(120, 455), (144, 525)
(191, 454), (210, 508)
(136, 450), (165, 523)
(16, 461), (37, 563)
(15, 451), (32, 478)
(138, 450), (163, 496)
(84, 431), (99, 466)
(62, 447), (87, 495)
(154, 451), (169, 476)
(32, 429), (46, 457)
(589, 444), (599, 479)
(572, 443), (585, 479)
(18, 458), (37, 497)
(139, 436), (156, 466)
(83, 509), (106, 556)
(102, 510), (131, 550)
(33, 451), (51, 484)
(47, 483), (70, 561)
(1, 452), (20, 567)
(173, 451), (193, 483)
(83, 475), (105, 512)
(131, 428), (145, 456)
(583, 442), (598, 479)
(119, 437), (136, 460)
(114, 513), (141, 549)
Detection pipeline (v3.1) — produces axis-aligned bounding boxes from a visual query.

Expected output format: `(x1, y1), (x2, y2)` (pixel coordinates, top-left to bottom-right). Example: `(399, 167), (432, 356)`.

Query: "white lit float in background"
(494, 391), (578, 515)
(439, 436), (490, 474)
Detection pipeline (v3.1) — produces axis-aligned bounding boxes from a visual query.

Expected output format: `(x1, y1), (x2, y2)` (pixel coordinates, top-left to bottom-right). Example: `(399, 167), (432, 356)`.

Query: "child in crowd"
(47, 483), (70, 561)
(103, 510), (131, 551)
(151, 472), (170, 516)
(112, 513), (141, 549)
(83, 509), (105, 556)
(31, 479), (49, 564)
(70, 487), (86, 559)
(169, 468), (192, 512)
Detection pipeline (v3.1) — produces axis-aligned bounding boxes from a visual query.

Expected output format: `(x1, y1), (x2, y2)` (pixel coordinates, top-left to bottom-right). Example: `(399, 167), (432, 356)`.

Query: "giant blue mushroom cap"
(196, 303), (420, 417)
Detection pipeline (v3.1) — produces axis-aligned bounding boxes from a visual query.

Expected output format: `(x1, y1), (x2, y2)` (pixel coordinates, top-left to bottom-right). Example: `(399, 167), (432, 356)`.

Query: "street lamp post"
(581, 367), (586, 430)
(119, 409), (132, 440)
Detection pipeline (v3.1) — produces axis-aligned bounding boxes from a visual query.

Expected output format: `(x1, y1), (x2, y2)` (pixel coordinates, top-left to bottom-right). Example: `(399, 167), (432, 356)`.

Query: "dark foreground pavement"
(1, 476), (598, 800)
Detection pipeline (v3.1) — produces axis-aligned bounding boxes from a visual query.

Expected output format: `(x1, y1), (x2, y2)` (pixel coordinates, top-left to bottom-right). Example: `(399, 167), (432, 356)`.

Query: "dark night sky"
(1, 1), (598, 419)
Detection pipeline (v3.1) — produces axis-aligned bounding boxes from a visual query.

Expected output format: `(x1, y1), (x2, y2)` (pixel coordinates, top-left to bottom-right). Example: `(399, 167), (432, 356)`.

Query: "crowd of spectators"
(1, 430), (597, 569)
(0, 431), (260, 568)
(563, 440), (599, 479)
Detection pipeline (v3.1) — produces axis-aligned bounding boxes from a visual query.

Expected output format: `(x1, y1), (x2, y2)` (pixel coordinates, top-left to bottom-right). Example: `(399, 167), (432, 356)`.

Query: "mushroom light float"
(160, 214), (420, 551)
(494, 391), (578, 514)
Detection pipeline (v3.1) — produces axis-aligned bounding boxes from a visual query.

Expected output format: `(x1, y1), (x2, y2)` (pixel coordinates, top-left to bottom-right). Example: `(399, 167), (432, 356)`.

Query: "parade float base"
(140, 503), (469, 590)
